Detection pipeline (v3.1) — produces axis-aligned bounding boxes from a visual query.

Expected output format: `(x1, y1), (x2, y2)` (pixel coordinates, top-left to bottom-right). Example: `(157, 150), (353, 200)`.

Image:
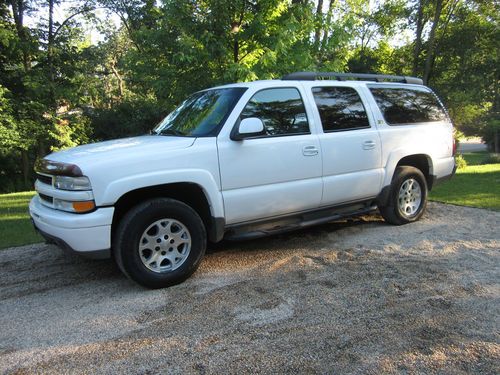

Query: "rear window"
(369, 87), (447, 125)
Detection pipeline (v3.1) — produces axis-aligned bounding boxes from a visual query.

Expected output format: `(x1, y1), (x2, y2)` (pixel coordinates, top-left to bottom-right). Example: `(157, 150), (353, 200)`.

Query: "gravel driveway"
(1, 202), (499, 374)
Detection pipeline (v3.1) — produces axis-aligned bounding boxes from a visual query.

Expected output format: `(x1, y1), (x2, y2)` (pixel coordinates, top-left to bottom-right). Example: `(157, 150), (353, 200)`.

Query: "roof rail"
(281, 71), (423, 85)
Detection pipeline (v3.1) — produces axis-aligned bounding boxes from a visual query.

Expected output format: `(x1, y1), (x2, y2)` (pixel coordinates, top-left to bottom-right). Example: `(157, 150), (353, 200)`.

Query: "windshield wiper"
(156, 128), (186, 137)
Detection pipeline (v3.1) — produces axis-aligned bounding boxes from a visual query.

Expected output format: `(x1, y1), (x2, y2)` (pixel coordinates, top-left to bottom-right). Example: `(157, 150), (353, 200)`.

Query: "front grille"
(39, 193), (53, 204)
(37, 173), (53, 186)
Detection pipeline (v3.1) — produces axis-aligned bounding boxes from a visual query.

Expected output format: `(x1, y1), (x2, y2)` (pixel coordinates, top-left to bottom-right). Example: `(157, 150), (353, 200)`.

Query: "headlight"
(53, 176), (92, 191)
(53, 198), (96, 213)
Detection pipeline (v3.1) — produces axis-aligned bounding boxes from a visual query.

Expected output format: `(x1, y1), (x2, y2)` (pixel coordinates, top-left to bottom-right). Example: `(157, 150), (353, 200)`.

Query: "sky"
(24, 1), (121, 44)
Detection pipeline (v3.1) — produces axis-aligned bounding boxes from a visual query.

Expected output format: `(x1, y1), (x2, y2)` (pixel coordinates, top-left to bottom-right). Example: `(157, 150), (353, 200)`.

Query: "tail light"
(452, 136), (457, 156)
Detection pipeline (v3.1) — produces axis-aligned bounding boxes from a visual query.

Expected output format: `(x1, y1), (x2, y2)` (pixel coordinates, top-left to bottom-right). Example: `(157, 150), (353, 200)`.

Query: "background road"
(1, 202), (499, 374)
(458, 138), (488, 153)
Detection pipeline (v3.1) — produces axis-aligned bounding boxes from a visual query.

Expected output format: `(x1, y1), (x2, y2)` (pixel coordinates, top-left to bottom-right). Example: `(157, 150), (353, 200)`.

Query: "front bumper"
(29, 196), (114, 259)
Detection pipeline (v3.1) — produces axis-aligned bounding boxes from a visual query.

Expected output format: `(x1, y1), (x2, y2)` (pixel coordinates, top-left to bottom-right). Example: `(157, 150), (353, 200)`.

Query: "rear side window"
(240, 88), (309, 136)
(312, 87), (370, 132)
(369, 87), (447, 125)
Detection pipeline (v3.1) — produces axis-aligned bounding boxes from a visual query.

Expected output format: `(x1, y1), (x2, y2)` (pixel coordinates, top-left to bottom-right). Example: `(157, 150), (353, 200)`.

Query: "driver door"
(217, 86), (323, 225)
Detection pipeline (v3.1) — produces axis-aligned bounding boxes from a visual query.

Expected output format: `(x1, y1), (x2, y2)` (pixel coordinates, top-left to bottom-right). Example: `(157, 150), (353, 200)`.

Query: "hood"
(45, 135), (196, 172)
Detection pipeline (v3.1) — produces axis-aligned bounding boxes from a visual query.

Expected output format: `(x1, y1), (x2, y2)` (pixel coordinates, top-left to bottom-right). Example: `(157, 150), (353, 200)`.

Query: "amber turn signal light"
(72, 200), (95, 213)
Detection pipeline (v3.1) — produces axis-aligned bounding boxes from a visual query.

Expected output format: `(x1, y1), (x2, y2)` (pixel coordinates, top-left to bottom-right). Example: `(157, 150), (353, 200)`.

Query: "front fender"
(97, 169), (224, 218)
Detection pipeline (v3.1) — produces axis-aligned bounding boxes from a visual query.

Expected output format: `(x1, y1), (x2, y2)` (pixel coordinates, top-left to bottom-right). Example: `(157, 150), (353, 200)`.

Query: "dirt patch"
(0, 202), (499, 374)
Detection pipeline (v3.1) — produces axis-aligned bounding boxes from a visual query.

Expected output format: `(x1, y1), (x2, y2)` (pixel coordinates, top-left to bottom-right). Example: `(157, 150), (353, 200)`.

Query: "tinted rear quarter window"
(312, 87), (370, 132)
(369, 87), (447, 125)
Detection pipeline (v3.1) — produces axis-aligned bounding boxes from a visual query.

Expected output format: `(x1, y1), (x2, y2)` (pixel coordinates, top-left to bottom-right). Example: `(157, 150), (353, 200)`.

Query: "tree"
(0, 0), (497, 193)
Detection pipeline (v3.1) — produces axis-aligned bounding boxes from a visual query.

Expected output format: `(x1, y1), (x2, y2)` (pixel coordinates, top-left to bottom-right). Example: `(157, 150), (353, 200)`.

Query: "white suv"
(30, 72), (456, 288)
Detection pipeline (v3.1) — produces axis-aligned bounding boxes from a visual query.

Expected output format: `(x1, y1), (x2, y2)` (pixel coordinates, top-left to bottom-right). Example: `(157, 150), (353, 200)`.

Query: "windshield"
(153, 87), (247, 137)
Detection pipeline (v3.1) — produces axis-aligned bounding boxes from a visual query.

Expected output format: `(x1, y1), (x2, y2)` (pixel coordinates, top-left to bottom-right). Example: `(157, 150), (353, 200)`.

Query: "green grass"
(430, 152), (500, 210)
(0, 191), (42, 249)
(460, 151), (489, 166)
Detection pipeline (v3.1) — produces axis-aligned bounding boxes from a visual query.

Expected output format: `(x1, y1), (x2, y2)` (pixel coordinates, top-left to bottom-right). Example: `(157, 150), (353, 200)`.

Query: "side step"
(225, 202), (377, 241)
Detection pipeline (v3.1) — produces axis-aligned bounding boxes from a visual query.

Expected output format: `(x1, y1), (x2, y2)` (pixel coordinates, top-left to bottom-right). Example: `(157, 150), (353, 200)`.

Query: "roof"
(282, 71), (423, 85)
(208, 72), (426, 91)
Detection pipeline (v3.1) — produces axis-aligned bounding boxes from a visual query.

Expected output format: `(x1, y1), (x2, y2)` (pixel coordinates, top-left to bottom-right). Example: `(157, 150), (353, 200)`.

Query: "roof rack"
(281, 71), (423, 85)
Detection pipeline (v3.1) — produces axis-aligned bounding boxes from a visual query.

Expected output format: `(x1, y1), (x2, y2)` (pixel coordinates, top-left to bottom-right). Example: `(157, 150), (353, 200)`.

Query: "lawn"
(0, 152), (498, 249)
(430, 152), (500, 210)
(0, 191), (41, 249)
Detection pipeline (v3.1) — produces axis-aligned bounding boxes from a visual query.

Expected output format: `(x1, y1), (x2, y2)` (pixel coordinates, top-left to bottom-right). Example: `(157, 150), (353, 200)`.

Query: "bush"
(89, 99), (165, 141)
(455, 154), (468, 169)
(454, 128), (466, 142)
(479, 117), (499, 153)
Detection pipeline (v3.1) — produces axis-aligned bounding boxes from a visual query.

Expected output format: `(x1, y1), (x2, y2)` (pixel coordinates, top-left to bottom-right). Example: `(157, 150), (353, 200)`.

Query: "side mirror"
(231, 117), (265, 141)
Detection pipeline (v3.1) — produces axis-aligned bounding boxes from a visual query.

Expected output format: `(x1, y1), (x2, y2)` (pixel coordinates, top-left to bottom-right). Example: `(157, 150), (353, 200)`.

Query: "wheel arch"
(396, 154), (434, 189)
(111, 182), (225, 244)
(378, 153), (434, 207)
(383, 152), (434, 188)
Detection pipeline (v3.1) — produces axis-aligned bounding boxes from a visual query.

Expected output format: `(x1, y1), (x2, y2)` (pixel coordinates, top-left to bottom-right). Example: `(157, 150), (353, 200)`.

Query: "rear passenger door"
(217, 86), (323, 225)
(308, 84), (384, 205)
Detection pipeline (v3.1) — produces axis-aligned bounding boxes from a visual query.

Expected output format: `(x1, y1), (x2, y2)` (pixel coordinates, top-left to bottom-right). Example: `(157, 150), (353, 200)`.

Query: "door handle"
(363, 140), (376, 150)
(302, 145), (319, 156)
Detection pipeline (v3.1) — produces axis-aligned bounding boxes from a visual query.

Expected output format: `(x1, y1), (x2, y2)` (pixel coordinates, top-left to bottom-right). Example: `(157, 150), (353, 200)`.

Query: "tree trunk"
(110, 63), (124, 98)
(9, 0), (30, 72)
(423, 0), (444, 85)
(412, 0), (425, 76)
(233, 37), (239, 63)
(48, 0), (56, 105)
(320, 0), (335, 53)
(314, 0), (324, 50)
(494, 129), (499, 153)
(425, 0), (460, 80)
(21, 150), (29, 188)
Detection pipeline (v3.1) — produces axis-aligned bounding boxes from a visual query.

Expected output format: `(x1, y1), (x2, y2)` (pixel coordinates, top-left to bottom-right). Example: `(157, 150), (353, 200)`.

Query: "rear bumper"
(431, 157), (457, 188)
(433, 165), (457, 186)
(29, 196), (113, 259)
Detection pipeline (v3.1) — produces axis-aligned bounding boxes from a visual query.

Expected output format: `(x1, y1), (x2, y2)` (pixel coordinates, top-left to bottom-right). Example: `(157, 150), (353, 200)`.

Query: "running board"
(225, 201), (377, 241)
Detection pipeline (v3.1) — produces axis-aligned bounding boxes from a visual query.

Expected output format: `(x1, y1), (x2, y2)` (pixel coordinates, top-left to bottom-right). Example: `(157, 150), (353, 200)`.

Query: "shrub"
(455, 154), (467, 169)
(479, 117), (499, 153)
(89, 99), (165, 141)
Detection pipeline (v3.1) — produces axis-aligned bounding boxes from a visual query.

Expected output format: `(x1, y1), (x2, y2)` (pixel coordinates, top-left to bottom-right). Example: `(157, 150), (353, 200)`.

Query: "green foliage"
(49, 112), (93, 151)
(424, 0), (498, 135)
(0, 85), (19, 150)
(454, 154), (467, 169)
(454, 128), (465, 142)
(480, 117), (500, 152)
(90, 98), (164, 140)
(0, 0), (498, 195)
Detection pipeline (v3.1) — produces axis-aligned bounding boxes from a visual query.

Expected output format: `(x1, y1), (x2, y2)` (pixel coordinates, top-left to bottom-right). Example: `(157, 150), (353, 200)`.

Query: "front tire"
(379, 166), (428, 225)
(114, 198), (206, 289)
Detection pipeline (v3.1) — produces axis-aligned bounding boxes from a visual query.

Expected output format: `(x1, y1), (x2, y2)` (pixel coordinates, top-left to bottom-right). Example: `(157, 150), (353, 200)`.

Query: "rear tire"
(114, 198), (206, 289)
(379, 166), (428, 225)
